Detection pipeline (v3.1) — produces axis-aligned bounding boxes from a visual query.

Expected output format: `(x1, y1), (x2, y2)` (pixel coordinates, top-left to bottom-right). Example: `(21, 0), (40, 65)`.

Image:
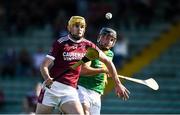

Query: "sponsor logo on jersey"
(63, 52), (85, 61)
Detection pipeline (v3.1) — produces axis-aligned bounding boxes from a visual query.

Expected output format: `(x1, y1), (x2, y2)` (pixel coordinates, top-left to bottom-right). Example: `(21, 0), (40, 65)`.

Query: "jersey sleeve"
(46, 40), (61, 60)
(91, 42), (97, 49)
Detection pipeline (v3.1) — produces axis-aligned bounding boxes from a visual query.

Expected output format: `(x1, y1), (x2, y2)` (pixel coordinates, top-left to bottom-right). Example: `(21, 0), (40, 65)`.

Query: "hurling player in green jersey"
(78, 27), (130, 115)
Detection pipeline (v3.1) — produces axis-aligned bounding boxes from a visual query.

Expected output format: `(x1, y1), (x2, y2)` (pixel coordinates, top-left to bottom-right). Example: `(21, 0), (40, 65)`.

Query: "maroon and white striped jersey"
(46, 35), (96, 88)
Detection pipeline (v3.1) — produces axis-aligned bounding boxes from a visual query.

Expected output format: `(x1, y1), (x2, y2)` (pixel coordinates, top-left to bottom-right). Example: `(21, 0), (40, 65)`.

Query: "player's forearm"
(104, 59), (122, 85)
(99, 50), (122, 85)
(40, 66), (51, 80)
(40, 57), (53, 81)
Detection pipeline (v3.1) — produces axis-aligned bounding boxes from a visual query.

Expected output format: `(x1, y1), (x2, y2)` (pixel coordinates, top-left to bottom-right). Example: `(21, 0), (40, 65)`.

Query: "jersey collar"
(68, 35), (84, 43)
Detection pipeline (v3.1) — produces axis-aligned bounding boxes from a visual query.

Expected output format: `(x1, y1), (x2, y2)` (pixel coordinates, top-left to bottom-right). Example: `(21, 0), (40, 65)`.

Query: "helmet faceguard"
(97, 27), (117, 50)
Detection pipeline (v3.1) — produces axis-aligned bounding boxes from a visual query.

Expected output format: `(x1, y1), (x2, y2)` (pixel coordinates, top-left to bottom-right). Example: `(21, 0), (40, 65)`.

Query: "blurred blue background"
(0, 0), (180, 114)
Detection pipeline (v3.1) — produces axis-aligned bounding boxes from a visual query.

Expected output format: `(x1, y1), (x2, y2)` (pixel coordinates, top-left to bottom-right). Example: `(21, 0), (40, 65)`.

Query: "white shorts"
(38, 81), (80, 108)
(78, 85), (101, 115)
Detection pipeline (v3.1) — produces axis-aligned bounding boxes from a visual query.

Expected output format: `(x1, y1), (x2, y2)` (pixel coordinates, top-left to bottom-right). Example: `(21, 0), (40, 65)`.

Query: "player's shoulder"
(109, 49), (114, 54)
(81, 38), (96, 47)
(56, 35), (69, 44)
(81, 38), (93, 43)
(105, 49), (114, 57)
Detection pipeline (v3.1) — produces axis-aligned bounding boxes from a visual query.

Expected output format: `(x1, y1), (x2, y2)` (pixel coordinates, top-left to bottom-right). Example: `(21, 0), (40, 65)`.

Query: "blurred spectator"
(113, 34), (129, 68)
(22, 82), (42, 114)
(16, 48), (33, 76)
(1, 47), (17, 76)
(32, 47), (46, 76)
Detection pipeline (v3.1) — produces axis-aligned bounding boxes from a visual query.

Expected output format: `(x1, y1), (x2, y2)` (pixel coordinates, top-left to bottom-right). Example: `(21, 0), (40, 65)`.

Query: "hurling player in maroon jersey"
(36, 16), (129, 114)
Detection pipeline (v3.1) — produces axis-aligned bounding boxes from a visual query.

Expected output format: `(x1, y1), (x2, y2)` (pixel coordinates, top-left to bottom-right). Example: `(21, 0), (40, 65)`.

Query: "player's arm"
(98, 49), (130, 100)
(40, 40), (60, 86)
(40, 57), (53, 86)
(80, 61), (108, 76)
(98, 50), (120, 84)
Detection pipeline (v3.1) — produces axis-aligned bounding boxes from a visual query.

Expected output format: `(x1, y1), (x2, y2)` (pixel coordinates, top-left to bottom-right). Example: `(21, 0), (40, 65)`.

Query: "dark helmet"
(97, 27), (117, 50)
(99, 27), (117, 39)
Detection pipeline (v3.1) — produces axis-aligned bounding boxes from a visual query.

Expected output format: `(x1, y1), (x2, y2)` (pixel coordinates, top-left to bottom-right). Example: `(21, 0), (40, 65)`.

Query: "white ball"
(105, 12), (112, 20)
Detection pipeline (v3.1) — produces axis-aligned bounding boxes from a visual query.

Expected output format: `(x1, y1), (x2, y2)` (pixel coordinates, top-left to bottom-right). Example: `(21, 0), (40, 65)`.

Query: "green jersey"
(78, 50), (114, 95)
